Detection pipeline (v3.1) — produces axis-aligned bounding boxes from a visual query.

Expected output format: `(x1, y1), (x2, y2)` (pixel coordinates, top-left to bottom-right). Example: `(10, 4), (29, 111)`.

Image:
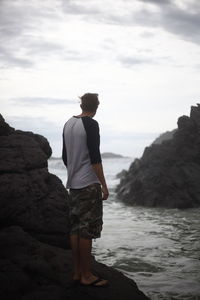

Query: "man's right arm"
(82, 117), (109, 200)
(92, 163), (109, 200)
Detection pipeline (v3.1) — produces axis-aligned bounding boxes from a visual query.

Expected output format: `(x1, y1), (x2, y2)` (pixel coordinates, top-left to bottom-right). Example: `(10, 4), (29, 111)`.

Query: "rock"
(0, 115), (70, 248)
(0, 114), (15, 136)
(0, 226), (149, 300)
(116, 104), (200, 208)
(16, 130), (52, 158)
(152, 129), (176, 145)
(102, 152), (124, 159)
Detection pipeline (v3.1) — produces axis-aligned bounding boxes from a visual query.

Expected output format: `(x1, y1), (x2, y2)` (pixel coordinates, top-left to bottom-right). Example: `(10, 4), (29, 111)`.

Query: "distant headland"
(101, 152), (126, 159)
(51, 152), (127, 160)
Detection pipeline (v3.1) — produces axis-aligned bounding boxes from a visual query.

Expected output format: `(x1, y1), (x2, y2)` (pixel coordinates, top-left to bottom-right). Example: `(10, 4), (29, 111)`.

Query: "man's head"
(80, 93), (99, 115)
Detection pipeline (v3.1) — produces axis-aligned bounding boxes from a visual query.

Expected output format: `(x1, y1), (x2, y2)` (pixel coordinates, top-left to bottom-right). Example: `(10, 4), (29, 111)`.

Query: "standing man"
(62, 93), (109, 287)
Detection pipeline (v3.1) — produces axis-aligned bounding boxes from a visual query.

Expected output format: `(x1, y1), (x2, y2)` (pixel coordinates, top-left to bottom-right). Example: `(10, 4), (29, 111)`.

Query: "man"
(62, 93), (109, 287)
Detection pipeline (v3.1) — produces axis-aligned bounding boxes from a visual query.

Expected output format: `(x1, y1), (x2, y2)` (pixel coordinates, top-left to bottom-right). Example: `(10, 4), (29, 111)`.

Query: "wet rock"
(116, 104), (200, 208)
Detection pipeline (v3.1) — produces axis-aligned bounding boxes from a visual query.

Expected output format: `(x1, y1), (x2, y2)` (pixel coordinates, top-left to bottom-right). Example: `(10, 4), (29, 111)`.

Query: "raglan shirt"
(62, 116), (102, 189)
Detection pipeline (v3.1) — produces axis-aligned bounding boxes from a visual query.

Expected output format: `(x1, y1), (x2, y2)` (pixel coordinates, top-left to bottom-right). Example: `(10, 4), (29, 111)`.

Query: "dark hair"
(80, 93), (99, 112)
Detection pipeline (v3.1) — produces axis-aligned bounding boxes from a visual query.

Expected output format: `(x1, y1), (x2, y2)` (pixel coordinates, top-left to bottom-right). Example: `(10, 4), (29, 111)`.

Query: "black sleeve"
(82, 117), (102, 164)
(62, 128), (67, 167)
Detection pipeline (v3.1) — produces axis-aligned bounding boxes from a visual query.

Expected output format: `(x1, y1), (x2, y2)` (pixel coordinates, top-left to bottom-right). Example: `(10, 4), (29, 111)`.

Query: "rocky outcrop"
(0, 114), (70, 248)
(0, 226), (149, 300)
(152, 129), (176, 145)
(116, 104), (200, 208)
(0, 115), (149, 300)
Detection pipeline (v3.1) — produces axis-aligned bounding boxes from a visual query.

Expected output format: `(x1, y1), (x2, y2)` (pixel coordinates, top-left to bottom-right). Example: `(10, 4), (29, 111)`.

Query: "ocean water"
(48, 157), (200, 300)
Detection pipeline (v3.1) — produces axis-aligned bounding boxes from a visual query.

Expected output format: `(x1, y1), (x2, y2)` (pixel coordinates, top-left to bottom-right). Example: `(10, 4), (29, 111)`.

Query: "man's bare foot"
(81, 274), (108, 287)
(73, 273), (81, 281)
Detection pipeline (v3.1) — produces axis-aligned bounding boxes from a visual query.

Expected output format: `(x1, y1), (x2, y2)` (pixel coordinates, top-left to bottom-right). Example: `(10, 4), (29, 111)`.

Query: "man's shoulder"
(63, 116), (76, 127)
(82, 116), (99, 127)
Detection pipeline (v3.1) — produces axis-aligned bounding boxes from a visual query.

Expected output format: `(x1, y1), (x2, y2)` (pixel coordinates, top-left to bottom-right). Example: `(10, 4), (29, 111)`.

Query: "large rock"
(116, 104), (200, 208)
(0, 226), (149, 300)
(0, 114), (70, 248)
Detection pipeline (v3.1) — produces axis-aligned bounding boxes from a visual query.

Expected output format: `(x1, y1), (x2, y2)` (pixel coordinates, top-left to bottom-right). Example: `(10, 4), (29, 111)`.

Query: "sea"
(48, 157), (200, 300)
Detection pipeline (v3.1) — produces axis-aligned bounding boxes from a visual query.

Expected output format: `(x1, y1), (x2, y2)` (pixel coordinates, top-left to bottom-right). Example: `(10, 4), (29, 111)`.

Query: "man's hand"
(102, 185), (109, 200)
(91, 163), (109, 200)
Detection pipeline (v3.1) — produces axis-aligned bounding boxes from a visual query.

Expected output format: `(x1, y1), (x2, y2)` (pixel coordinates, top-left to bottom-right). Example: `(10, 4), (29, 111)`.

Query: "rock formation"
(116, 104), (200, 208)
(0, 114), (70, 249)
(0, 115), (149, 300)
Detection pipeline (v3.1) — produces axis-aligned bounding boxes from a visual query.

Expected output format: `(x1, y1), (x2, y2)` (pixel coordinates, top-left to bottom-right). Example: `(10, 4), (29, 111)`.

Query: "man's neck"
(76, 111), (96, 118)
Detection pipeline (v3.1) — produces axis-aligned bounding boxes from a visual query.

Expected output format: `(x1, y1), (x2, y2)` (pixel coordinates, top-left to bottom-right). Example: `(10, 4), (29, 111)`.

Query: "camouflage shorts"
(68, 183), (103, 239)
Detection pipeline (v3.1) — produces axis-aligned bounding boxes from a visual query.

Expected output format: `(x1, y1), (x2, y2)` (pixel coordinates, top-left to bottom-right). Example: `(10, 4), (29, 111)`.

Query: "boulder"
(0, 226), (149, 300)
(116, 104), (200, 208)
(0, 114), (70, 248)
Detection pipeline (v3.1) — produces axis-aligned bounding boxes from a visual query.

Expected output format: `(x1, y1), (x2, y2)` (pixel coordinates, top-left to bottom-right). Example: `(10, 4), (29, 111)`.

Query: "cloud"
(10, 97), (75, 106)
(129, 1), (200, 45)
(0, 46), (33, 68)
(118, 56), (156, 67)
(0, 0), (64, 69)
(117, 54), (171, 67)
(161, 5), (200, 44)
(60, 0), (200, 45)
(138, 0), (171, 4)
(61, 0), (102, 16)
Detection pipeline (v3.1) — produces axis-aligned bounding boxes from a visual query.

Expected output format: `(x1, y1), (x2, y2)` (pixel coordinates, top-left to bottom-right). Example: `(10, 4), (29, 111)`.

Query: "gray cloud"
(161, 6), (200, 44)
(118, 56), (156, 66)
(118, 54), (171, 67)
(138, 0), (171, 4)
(0, 0), (65, 69)
(10, 97), (75, 106)
(1, 0), (200, 72)
(127, 2), (200, 45)
(61, 0), (102, 16)
(60, 0), (200, 45)
(0, 46), (33, 68)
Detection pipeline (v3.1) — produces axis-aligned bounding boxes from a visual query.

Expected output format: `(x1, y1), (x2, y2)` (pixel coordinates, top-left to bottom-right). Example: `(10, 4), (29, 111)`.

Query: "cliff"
(116, 104), (200, 208)
(0, 115), (149, 300)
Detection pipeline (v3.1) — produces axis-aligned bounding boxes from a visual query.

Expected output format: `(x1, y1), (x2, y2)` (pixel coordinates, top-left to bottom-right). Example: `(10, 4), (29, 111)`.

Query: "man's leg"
(79, 237), (108, 286)
(79, 237), (93, 282)
(70, 234), (81, 280)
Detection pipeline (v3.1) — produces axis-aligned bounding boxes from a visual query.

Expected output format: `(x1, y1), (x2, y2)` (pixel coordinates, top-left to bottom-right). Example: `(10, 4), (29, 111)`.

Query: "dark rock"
(0, 116), (69, 248)
(152, 129), (176, 145)
(16, 130), (52, 158)
(0, 114), (15, 136)
(0, 226), (149, 300)
(116, 104), (200, 208)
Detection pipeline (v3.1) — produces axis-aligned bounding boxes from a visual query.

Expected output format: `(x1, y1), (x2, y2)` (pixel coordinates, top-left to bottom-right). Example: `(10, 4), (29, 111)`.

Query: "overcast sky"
(0, 0), (200, 158)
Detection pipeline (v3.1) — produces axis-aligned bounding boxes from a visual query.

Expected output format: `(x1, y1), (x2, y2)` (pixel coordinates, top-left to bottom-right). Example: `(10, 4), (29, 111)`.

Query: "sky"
(0, 0), (200, 158)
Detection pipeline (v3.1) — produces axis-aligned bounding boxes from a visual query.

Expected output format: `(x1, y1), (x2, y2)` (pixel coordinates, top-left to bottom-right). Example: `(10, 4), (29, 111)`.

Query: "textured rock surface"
(0, 115), (150, 300)
(0, 114), (70, 248)
(116, 104), (200, 208)
(0, 226), (149, 300)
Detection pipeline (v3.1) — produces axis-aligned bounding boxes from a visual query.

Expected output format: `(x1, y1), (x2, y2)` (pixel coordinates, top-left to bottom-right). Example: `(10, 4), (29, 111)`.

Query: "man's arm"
(92, 163), (109, 200)
(82, 117), (109, 200)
